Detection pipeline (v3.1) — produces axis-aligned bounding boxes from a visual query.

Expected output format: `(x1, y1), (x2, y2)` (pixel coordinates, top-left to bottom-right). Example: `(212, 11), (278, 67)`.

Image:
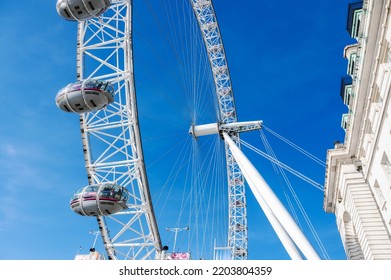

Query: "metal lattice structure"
(190, 0), (248, 259)
(58, 0), (324, 260)
(75, 0), (161, 259)
(58, 0), (249, 260)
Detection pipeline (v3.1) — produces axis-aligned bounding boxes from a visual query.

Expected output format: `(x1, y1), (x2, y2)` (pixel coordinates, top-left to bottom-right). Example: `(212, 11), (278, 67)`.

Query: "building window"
(381, 152), (391, 175)
(348, 53), (357, 76)
(344, 86), (354, 107)
(340, 75), (353, 107)
(346, 1), (363, 39)
(374, 180), (387, 211)
(341, 113), (350, 131)
(351, 10), (362, 39)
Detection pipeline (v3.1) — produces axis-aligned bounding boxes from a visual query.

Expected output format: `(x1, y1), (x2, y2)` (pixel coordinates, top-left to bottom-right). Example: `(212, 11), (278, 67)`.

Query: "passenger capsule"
(56, 0), (111, 21)
(56, 79), (114, 113)
(70, 183), (130, 216)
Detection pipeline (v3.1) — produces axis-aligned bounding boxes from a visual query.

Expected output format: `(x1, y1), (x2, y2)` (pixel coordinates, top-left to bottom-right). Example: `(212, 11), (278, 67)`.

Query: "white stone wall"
(324, 0), (391, 260)
(335, 164), (391, 259)
(366, 63), (391, 233)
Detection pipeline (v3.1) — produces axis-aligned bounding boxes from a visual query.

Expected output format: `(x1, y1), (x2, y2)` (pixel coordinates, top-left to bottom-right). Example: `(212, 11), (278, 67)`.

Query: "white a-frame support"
(222, 132), (320, 260)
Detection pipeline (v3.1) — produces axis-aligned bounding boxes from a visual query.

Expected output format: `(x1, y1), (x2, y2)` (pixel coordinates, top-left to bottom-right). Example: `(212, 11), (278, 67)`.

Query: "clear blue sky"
(0, 0), (354, 260)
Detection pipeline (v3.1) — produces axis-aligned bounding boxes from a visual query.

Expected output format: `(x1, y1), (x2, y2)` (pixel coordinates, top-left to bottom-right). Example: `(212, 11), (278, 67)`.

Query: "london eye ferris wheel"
(55, 0), (325, 260)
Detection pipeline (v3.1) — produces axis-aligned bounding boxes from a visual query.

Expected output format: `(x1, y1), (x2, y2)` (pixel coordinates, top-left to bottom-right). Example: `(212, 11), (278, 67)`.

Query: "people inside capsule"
(56, 79), (115, 113)
(70, 183), (130, 216)
(56, 0), (111, 21)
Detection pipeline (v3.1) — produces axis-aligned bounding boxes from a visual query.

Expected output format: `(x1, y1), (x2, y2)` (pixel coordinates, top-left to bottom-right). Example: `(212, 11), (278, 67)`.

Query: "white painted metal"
(221, 121), (262, 134)
(73, 0), (162, 259)
(190, 119), (309, 259)
(189, 123), (219, 138)
(166, 227), (190, 253)
(189, 120), (305, 258)
(189, 121), (262, 138)
(190, 0), (248, 259)
(223, 132), (321, 260)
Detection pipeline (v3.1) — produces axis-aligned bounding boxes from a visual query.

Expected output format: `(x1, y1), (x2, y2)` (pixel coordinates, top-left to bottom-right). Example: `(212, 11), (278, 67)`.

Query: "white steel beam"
(189, 120), (262, 138)
(223, 132), (320, 260)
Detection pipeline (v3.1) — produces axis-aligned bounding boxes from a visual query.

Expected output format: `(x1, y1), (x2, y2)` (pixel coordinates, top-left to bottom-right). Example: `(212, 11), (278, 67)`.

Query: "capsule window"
(71, 203), (80, 208)
(88, 1), (96, 10)
(63, 105), (71, 112)
(98, 82), (106, 91)
(84, 186), (98, 192)
(85, 80), (94, 88)
(64, 9), (71, 18)
(86, 91), (99, 95)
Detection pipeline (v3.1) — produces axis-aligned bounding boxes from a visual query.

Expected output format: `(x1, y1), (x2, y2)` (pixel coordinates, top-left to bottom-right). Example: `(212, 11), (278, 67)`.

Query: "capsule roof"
(56, 0), (111, 21)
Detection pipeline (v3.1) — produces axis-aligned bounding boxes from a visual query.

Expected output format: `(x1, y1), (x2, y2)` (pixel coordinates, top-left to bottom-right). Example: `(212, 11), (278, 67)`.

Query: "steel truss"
(76, 0), (161, 259)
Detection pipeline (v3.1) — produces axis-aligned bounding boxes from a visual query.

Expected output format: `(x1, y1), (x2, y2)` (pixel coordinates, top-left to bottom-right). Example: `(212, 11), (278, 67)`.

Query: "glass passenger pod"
(56, 0), (111, 21)
(70, 183), (130, 216)
(56, 79), (115, 113)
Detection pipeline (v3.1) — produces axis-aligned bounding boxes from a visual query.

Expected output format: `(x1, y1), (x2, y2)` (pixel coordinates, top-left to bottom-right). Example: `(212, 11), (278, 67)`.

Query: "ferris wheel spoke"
(189, 0), (247, 259)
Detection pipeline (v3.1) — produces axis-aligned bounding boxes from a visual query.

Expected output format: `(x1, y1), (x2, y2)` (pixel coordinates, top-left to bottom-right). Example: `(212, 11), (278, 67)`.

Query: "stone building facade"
(324, 0), (391, 259)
